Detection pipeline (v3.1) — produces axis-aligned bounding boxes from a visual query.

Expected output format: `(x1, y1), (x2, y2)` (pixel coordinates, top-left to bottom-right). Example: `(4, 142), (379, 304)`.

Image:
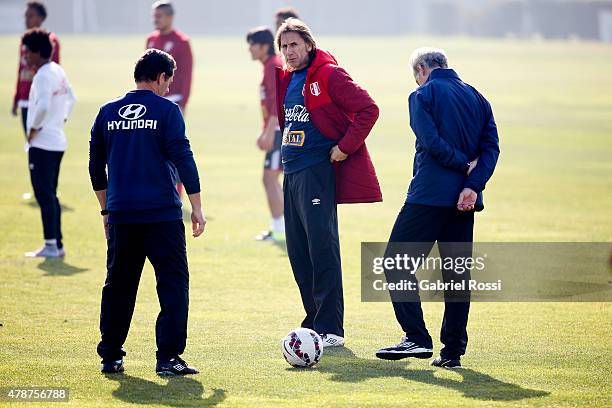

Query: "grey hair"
(409, 47), (448, 75)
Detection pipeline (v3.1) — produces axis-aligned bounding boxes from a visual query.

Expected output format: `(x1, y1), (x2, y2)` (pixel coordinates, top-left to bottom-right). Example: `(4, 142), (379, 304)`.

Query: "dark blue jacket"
(406, 68), (499, 210)
(89, 89), (200, 223)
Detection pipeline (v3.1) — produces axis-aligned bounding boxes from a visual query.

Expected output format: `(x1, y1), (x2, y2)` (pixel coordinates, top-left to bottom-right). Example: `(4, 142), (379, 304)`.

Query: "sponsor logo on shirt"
(284, 104), (309, 122)
(107, 104), (157, 130)
(119, 104), (147, 120)
(282, 130), (305, 147)
(107, 119), (158, 131)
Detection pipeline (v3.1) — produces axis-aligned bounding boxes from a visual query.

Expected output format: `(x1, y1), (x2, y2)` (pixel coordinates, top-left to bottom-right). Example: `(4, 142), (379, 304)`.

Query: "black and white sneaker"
(156, 357), (199, 376)
(320, 333), (345, 348)
(431, 356), (461, 369)
(376, 336), (433, 360)
(101, 359), (124, 374)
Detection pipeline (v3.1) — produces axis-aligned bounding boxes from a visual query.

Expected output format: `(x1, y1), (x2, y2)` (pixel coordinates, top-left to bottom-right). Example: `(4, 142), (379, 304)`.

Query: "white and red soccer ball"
(281, 328), (323, 368)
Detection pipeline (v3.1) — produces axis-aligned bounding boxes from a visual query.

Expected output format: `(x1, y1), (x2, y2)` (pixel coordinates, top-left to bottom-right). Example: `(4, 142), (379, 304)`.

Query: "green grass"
(0, 34), (611, 407)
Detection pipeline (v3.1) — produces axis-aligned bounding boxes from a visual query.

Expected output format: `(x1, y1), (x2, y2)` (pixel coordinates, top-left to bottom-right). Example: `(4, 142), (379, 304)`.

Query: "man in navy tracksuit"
(89, 49), (206, 376)
(376, 48), (499, 368)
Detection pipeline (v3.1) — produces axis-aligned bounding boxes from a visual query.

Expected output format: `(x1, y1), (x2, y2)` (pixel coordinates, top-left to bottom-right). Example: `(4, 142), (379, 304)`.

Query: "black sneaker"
(376, 336), (433, 360)
(101, 359), (124, 373)
(431, 356), (462, 369)
(156, 357), (199, 376)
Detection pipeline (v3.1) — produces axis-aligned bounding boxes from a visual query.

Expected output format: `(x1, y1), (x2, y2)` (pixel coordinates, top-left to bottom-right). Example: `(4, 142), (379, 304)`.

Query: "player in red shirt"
(146, 1), (193, 197)
(247, 27), (285, 242)
(12, 1), (60, 134)
(146, 1), (193, 112)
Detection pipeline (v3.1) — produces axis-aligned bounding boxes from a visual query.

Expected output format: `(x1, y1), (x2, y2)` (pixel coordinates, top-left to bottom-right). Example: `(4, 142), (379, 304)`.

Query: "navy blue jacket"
(89, 89), (200, 223)
(406, 69), (499, 210)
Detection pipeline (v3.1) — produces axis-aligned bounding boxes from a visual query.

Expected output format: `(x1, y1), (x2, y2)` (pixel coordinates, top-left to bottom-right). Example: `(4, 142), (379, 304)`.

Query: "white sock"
(271, 216), (285, 233)
(44, 239), (57, 247)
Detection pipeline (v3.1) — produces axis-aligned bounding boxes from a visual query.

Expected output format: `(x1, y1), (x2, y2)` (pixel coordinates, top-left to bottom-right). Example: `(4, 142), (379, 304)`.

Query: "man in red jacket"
(12, 1), (60, 134)
(275, 18), (381, 348)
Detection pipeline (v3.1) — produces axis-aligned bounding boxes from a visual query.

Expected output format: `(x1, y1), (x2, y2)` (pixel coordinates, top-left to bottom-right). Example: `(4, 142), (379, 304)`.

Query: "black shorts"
(264, 130), (283, 171)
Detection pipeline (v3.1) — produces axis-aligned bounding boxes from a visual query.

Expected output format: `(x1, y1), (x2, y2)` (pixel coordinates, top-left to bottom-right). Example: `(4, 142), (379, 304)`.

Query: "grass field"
(0, 34), (611, 407)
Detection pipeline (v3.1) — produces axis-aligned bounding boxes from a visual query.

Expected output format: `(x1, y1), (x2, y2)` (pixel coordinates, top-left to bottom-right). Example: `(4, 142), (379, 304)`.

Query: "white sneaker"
(320, 334), (345, 348)
(25, 245), (62, 258)
(254, 230), (285, 242)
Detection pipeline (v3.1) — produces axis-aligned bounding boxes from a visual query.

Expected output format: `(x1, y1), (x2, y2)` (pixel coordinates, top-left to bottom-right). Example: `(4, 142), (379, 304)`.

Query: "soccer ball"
(281, 328), (323, 368)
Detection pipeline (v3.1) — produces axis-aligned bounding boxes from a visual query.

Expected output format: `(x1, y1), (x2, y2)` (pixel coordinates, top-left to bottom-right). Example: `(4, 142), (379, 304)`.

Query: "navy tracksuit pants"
(97, 220), (189, 362)
(283, 160), (344, 337)
(385, 204), (474, 360)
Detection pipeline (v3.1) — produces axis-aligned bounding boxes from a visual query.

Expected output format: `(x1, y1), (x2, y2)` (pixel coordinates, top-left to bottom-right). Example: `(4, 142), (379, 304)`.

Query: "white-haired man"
(376, 48), (500, 368)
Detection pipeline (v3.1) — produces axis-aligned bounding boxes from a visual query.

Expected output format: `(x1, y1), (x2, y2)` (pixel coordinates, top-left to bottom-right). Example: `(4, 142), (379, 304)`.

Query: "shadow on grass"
(104, 373), (227, 407)
(24, 200), (74, 212)
(290, 347), (549, 402)
(37, 258), (88, 276)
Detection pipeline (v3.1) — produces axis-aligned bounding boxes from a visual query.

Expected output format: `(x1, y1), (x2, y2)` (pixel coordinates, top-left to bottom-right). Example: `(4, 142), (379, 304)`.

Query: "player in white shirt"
(22, 29), (75, 258)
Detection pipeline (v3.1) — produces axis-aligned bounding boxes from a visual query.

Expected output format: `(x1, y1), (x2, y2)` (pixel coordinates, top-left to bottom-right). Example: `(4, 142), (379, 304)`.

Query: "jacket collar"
(279, 48), (337, 80)
(426, 68), (460, 83)
(308, 48), (337, 76)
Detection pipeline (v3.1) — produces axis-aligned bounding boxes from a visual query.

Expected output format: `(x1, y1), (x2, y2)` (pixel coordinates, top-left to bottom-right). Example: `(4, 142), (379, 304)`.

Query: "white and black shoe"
(156, 357), (199, 376)
(431, 356), (462, 368)
(320, 334), (345, 348)
(376, 336), (433, 360)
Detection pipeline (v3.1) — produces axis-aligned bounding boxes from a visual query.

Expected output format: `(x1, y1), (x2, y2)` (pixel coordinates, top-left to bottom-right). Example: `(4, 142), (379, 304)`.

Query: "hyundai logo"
(118, 104), (147, 120)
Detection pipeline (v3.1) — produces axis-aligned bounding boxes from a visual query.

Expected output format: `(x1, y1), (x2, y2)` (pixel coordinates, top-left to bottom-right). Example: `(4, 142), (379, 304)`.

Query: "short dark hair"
(246, 27), (276, 56)
(152, 0), (174, 15)
(275, 7), (299, 21)
(134, 49), (176, 82)
(22, 28), (52, 59)
(27, 1), (47, 19)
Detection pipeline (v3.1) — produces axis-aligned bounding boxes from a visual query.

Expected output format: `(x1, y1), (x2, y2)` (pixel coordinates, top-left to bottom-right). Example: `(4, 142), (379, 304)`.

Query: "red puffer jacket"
(275, 49), (382, 204)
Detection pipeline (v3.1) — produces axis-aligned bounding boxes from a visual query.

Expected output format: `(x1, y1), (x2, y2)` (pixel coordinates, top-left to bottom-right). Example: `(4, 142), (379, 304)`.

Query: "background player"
(247, 27), (285, 242)
(12, 1), (60, 135)
(146, 1), (193, 111)
(275, 7), (300, 31)
(22, 29), (75, 258)
(146, 0), (193, 197)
